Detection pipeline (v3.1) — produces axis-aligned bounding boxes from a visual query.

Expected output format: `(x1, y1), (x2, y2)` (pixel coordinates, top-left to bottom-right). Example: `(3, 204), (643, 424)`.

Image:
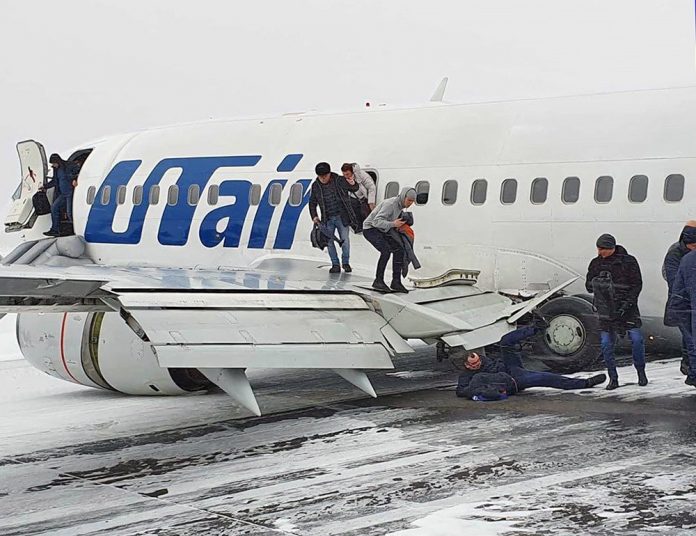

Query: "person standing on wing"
(662, 222), (696, 376)
(585, 233), (646, 390)
(362, 187), (416, 293)
(341, 163), (376, 231)
(308, 162), (360, 273)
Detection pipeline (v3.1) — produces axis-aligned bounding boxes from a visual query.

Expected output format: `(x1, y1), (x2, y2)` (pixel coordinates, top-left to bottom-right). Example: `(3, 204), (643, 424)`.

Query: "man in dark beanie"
(586, 234), (646, 390)
(662, 221), (696, 375)
(308, 162), (360, 273)
(665, 245), (696, 388)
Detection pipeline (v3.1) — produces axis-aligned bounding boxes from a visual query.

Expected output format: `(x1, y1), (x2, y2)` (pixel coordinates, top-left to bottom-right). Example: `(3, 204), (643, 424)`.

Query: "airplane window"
(149, 185), (160, 205)
(167, 185), (179, 206)
(530, 178), (548, 204)
(86, 186), (96, 205)
(269, 183), (283, 206)
(442, 180), (458, 205)
(289, 183), (303, 207)
(101, 185), (111, 205)
(628, 175), (648, 203)
(133, 185), (143, 206)
(500, 178), (517, 204)
(208, 184), (219, 205)
(188, 184), (200, 206)
(117, 185), (127, 205)
(415, 181), (430, 205)
(562, 176), (580, 204)
(385, 181), (400, 199)
(471, 179), (487, 205)
(250, 184), (262, 205)
(594, 176), (613, 203)
(664, 174), (685, 202)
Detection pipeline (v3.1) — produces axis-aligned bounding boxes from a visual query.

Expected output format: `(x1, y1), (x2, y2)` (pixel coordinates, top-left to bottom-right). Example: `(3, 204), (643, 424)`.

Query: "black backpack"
(32, 191), (51, 216)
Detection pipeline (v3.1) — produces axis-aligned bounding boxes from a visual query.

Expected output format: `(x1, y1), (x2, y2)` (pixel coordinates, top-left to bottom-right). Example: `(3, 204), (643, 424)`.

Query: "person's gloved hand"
(616, 302), (629, 318)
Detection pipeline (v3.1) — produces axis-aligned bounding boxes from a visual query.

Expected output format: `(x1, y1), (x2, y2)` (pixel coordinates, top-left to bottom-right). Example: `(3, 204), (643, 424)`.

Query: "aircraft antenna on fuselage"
(430, 77), (449, 102)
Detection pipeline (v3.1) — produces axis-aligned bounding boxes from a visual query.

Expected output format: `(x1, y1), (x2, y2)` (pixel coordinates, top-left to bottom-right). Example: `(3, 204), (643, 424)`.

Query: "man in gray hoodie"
(362, 187), (416, 293)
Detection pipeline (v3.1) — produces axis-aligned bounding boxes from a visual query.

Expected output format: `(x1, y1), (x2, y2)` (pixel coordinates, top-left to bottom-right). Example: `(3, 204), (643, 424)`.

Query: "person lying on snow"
(456, 326), (607, 401)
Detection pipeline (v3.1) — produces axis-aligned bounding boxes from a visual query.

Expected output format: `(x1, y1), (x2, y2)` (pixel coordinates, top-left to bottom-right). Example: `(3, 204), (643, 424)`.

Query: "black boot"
(342, 264), (352, 273)
(586, 373), (607, 388)
(637, 368), (648, 387)
(685, 376), (696, 387)
(680, 358), (689, 376)
(372, 279), (391, 293)
(606, 378), (619, 390)
(329, 265), (341, 274)
(390, 279), (409, 293)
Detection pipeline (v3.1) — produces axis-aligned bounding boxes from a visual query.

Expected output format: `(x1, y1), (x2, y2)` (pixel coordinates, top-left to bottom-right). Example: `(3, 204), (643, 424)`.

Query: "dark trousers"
(363, 227), (404, 282)
(50, 193), (73, 232)
(501, 337), (587, 391)
(679, 323), (696, 378)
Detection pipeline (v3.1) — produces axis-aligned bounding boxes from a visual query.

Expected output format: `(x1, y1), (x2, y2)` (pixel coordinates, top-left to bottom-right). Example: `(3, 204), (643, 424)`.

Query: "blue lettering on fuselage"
(84, 154), (309, 250)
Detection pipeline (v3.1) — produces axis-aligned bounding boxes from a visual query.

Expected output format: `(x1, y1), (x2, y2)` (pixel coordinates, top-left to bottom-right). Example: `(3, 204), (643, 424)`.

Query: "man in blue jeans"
(308, 162), (360, 273)
(586, 234), (646, 390)
(42, 153), (79, 237)
(456, 325), (606, 400)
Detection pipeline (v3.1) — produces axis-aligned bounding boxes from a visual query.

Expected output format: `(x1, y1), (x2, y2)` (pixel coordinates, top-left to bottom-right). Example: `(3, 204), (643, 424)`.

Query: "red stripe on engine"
(60, 313), (80, 384)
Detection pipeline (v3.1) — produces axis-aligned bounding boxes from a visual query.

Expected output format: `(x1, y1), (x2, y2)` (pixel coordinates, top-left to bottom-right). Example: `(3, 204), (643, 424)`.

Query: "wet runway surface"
(1, 352), (696, 535)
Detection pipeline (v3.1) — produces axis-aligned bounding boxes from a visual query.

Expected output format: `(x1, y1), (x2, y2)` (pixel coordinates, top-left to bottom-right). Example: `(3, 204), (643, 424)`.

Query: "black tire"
(532, 296), (601, 373)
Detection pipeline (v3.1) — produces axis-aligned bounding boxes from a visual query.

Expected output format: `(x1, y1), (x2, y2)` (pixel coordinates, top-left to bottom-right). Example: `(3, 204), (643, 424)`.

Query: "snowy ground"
(1, 350), (695, 535)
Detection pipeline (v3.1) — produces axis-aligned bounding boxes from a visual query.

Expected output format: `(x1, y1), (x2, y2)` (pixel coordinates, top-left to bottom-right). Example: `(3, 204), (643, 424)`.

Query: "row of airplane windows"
(393, 173), (687, 206)
(85, 173), (687, 209)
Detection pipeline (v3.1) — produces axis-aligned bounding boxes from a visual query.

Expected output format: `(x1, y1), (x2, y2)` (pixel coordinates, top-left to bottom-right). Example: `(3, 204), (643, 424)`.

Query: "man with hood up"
(586, 233), (646, 390)
(362, 187), (416, 293)
(42, 153), (79, 237)
(662, 221), (696, 375)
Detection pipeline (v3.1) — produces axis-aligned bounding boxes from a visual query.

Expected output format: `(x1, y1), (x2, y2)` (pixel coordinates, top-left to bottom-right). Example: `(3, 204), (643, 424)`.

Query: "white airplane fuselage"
(19, 86), (696, 349)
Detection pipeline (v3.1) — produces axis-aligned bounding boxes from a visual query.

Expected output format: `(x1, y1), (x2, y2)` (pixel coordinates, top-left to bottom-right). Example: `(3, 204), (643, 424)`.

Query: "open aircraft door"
(5, 140), (48, 232)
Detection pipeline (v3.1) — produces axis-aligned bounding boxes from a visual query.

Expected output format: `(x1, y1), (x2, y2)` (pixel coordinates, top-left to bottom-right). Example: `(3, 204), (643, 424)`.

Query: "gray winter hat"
(596, 233), (616, 249)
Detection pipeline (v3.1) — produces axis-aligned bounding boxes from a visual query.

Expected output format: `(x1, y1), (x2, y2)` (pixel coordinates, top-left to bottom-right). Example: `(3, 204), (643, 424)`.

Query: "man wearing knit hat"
(586, 234), (646, 390)
(662, 221), (696, 375)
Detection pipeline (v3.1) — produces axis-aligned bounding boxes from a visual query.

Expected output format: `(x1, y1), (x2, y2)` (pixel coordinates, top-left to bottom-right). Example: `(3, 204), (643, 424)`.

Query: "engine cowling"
(17, 312), (210, 394)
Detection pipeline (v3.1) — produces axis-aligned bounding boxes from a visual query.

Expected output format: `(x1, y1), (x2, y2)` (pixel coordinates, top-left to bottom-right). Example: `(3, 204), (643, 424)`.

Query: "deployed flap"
(6, 140), (48, 231)
(123, 292), (396, 371)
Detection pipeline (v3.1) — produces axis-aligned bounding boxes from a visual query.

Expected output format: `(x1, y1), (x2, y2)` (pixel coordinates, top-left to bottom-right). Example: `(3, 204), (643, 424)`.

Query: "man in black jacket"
(308, 162), (359, 273)
(586, 234), (646, 390)
(456, 326), (606, 400)
(662, 223), (696, 375)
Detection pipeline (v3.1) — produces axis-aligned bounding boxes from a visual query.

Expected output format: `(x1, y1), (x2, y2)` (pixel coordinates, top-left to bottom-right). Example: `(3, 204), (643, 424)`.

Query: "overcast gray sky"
(0, 0), (694, 209)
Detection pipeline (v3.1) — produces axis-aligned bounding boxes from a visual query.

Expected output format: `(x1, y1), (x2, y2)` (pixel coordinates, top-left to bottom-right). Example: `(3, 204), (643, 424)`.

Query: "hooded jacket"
(363, 187), (415, 232)
(349, 164), (377, 205)
(662, 226), (696, 326)
(667, 249), (696, 332)
(585, 244), (643, 330)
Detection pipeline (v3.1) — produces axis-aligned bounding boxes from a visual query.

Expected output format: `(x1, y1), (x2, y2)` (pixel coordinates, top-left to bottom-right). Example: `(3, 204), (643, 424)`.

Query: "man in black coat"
(308, 162), (360, 273)
(662, 223), (696, 375)
(586, 234), (646, 390)
(456, 326), (606, 400)
(666, 248), (696, 387)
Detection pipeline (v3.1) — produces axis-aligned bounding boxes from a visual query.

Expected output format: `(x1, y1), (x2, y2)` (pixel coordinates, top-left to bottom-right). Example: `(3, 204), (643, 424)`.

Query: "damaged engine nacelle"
(16, 312), (210, 395)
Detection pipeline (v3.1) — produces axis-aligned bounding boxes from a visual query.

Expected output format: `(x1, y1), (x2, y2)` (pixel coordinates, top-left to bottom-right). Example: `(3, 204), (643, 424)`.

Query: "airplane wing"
(0, 237), (574, 414)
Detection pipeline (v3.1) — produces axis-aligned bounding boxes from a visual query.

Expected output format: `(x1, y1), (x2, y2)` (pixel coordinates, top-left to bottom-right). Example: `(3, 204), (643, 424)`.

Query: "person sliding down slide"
(456, 326), (606, 400)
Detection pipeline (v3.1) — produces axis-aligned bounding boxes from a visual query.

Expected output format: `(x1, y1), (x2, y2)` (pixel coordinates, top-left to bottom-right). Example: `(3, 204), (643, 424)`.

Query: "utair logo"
(84, 153), (310, 249)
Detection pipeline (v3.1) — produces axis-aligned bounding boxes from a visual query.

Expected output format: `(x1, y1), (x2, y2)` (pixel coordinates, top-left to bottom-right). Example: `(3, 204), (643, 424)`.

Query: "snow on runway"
(1, 353), (695, 535)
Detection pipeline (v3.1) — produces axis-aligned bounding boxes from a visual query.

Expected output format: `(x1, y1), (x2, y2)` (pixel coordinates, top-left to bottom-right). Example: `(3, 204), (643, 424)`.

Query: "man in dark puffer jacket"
(662, 223), (696, 375)
(456, 326), (606, 400)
